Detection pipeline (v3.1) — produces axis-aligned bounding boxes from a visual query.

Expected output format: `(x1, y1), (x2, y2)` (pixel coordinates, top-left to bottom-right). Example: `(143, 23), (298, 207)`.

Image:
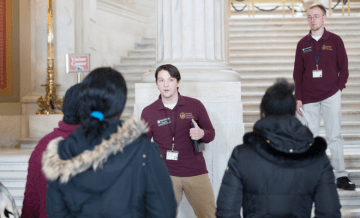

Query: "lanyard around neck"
(163, 107), (178, 150)
(311, 39), (324, 70)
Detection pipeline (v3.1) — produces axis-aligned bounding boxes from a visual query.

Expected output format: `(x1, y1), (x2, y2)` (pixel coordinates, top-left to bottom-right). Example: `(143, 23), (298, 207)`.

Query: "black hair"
(155, 64), (181, 82)
(260, 78), (296, 118)
(79, 67), (127, 143)
(62, 84), (82, 125)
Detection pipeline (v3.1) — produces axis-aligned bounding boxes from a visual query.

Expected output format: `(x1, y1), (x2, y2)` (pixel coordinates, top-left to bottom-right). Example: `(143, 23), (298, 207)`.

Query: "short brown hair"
(155, 64), (181, 82)
(309, 3), (326, 15)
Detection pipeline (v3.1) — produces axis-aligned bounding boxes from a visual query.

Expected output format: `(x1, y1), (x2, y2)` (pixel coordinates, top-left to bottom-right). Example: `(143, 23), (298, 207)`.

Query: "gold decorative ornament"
(36, 0), (63, 114)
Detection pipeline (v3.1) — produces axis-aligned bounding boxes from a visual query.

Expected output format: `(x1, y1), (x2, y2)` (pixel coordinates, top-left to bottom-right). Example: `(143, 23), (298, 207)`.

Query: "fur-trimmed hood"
(42, 116), (148, 186)
(244, 115), (327, 167)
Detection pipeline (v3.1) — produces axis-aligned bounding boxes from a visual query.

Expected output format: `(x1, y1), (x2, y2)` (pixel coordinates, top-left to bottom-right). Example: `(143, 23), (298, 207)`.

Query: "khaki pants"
(170, 174), (216, 218)
(302, 90), (347, 178)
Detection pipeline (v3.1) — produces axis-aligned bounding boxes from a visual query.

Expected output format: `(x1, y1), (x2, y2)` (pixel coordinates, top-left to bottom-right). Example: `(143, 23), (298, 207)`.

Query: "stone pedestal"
(19, 115), (63, 149)
(134, 82), (243, 217)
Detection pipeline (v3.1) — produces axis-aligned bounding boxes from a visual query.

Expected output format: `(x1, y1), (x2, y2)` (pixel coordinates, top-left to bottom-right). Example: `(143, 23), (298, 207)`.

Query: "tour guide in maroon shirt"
(293, 3), (354, 190)
(141, 64), (216, 218)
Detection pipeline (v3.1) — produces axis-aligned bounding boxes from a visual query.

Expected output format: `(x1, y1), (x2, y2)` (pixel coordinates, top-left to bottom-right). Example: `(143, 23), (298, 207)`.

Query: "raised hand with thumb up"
(189, 119), (204, 140)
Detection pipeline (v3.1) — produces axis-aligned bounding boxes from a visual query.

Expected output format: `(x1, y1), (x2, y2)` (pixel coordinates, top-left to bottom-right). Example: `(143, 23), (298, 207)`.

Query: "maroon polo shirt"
(293, 28), (348, 104)
(141, 94), (215, 177)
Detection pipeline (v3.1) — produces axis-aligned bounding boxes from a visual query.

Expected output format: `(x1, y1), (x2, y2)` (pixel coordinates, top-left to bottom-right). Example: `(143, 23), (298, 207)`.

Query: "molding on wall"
(97, 0), (147, 24)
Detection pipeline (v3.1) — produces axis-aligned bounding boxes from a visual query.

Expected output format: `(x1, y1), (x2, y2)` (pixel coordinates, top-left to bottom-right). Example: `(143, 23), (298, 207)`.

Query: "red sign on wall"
(66, 53), (90, 73)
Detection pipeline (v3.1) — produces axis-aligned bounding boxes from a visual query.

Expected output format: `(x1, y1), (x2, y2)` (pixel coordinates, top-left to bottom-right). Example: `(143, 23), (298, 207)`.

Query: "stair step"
(230, 40), (360, 48)
(230, 27), (360, 34)
(338, 189), (360, 206)
(241, 75), (360, 84)
(241, 83), (360, 93)
(244, 121), (360, 134)
(0, 171), (27, 180)
(230, 19), (360, 26)
(236, 67), (360, 76)
(230, 46), (360, 54)
(121, 56), (155, 64)
(141, 38), (155, 44)
(230, 51), (360, 58)
(340, 206), (360, 218)
(114, 64), (154, 72)
(243, 110), (360, 122)
(242, 92), (360, 102)
(135, 42), (155, 49)
(230, 59), (360, 68)
(1, 180), (26, 189)
(128, 49), (156, 57)
(243, 101), (360, 111)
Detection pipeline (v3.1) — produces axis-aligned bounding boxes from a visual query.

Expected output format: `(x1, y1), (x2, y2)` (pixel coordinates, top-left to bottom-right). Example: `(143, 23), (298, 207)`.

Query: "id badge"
(157, 117), (171, 126)
(166, 150), (179, 161)
(313, 70), (322, 78)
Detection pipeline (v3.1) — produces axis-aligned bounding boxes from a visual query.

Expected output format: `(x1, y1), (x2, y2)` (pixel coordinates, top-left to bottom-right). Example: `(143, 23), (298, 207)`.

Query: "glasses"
(307, 15), (323, 20)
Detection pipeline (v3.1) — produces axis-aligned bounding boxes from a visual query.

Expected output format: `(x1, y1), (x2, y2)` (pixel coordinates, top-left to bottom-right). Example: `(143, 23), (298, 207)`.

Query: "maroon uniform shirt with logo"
(141, 94), (215, 177)
(293, 28), (348, 104)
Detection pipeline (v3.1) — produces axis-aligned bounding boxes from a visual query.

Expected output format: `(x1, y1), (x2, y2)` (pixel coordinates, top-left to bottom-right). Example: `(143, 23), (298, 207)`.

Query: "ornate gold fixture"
(36, 0), (63, 114)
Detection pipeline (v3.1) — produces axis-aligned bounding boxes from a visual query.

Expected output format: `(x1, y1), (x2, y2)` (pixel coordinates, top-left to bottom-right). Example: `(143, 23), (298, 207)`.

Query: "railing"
(229, 0), (352, 17)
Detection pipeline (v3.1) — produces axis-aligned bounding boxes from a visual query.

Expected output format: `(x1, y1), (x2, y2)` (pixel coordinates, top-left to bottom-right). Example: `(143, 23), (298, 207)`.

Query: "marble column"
(142, 0), (240, 82)
(135, 1), (244, 217)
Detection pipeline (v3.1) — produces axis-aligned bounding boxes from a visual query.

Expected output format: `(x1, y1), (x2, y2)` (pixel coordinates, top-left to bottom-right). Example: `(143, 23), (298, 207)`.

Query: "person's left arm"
(216, 147), (243, 218)
(336, 36), (349, 91)
(197, 101), (215, 143)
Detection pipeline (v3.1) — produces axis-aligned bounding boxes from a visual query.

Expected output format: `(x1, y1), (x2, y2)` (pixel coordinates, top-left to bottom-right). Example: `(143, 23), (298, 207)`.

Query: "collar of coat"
(42, 116), (148, 183)
(243, 115), (328, 167)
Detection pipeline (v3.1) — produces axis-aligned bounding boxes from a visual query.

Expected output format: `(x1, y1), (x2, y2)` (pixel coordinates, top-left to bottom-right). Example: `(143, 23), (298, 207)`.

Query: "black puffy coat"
(216, 115), (341, 218)
(42, 117), (177, 218)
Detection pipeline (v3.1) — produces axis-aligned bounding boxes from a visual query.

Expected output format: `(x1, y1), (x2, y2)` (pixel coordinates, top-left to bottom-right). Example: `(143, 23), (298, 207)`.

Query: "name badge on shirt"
(166, 150), (179, 160)
(302, 46), (312, 53)
(313, 70), (322, 78)
(157, 117), (171, 126)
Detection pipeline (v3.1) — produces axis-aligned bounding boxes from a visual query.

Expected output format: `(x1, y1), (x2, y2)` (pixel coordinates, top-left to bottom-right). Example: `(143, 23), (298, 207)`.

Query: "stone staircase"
(230, 0), (360, 17)
(0, 149), (32, 213)
(115, 38), (156, 118)
(230, 16), (360, 216)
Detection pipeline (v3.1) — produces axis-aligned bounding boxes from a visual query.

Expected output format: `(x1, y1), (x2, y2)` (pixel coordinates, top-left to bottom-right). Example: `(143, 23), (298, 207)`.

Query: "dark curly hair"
(260, 78), (296, 118)
(79, 67), (127, 143)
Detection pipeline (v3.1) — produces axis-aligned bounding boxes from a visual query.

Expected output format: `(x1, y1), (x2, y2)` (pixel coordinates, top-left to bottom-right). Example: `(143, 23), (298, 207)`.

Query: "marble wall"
(0, 116), (21, 147)
(0, 0), (156, 147)
(15, 0), (156, 143)
(23, 0), (155, 108)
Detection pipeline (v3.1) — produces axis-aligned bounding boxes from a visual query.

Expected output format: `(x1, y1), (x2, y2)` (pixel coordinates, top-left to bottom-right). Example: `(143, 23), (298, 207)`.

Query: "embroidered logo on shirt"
(180, 112), (194, 119)
(322, 45), (332, 51)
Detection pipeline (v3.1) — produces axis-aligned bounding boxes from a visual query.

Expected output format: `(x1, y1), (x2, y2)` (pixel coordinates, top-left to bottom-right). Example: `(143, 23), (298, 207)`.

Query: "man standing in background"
(293, 3), (354, 190)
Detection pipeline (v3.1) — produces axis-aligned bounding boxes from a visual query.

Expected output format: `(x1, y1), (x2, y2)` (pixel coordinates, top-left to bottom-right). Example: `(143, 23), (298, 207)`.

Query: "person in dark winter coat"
(42, 67), (177, 218)
(216, 79), (341, 218)
(21, 84), (82, 218)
